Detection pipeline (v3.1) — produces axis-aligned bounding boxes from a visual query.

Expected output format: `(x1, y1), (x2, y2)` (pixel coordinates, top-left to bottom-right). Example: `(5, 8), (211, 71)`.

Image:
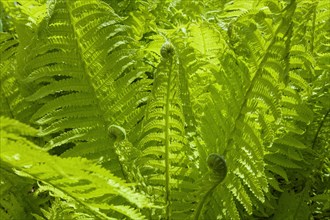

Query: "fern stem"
(310, 3), (317, 53)
(312, 108), (330, 149)
(164, 58), (173, 219)
(3, 97), (15, 119)
(193, 182), (220, 220)
(31, 176), (108, 219)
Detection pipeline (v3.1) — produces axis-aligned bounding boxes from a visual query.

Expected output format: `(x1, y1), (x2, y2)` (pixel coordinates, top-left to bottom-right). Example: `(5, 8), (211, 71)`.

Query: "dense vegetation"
(0, 0), (329, 219)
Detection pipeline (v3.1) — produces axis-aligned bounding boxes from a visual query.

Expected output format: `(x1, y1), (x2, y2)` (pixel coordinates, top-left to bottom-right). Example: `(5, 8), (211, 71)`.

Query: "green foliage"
(1, 116), (154, 219)
(0, 0), (329, 219)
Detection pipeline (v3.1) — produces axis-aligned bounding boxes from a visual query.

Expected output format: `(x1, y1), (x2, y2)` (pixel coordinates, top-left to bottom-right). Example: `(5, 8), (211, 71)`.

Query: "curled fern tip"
(160, 41), (175, 59)
(108, 125), (126, 142)
(207, 153), (227, 182)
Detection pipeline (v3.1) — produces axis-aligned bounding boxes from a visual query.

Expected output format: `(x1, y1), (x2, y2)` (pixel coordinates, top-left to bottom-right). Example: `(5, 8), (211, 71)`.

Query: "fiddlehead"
(160, 41), (175, 59)
(108, 124), (141, 183)
(206, 153), (227, 182)
(108, 124), (127, 142)
(194, 153), (227, 220)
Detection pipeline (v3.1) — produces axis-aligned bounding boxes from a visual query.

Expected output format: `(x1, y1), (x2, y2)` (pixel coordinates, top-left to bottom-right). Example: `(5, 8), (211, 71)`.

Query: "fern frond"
(202, 185), (240, 220)
(32, 197), (95, 220)
(0, 33), (18, 117)
(272, 189), (311, 220)
(0, 164), (46, 220)
(22, 0), (117, 161)
(0, 32), (34, 122)
(196, 1), (316, 219)
(199, 52), (269, 218)
(0, 116), (153, 219)
(14, 0), (152, 179)
(188, 22), (226, 66)
(136, 40), (198, 219)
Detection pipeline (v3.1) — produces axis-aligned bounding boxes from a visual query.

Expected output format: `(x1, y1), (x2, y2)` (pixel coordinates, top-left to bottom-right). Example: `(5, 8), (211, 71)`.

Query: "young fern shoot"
(194, 154), (227, 220)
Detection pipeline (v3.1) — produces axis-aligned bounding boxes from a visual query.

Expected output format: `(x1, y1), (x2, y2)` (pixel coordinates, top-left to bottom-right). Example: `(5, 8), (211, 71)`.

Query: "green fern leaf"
(265, 153), (301, 169)
(0, 32), (34, 122)
(136, 39), (197, 219)
(14, 0), (153, 180)
(0, 117), (153, 219)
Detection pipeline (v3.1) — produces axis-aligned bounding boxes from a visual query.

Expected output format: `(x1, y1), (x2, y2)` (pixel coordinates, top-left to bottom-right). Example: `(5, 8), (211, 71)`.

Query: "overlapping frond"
(15, 0), (117, 175)
(196, 0), (317, 219)
(0, 116), (153, 219)
(136, 39), (198, 219)
(188, 22), (226, 67)
(0, 33), (22, 118)
(11, 0), (151, 177)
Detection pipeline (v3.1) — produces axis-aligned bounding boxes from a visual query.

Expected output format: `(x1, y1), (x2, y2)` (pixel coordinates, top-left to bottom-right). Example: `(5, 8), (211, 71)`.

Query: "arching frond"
(0, 116), (154, 219)
(14, 0), (151, 178)
(136, 40), (199, 219)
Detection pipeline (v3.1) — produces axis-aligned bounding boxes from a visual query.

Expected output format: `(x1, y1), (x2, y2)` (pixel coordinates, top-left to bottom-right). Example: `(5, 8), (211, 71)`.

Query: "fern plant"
(0, 0), (329, 219)
(0, 116), (154, 219)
